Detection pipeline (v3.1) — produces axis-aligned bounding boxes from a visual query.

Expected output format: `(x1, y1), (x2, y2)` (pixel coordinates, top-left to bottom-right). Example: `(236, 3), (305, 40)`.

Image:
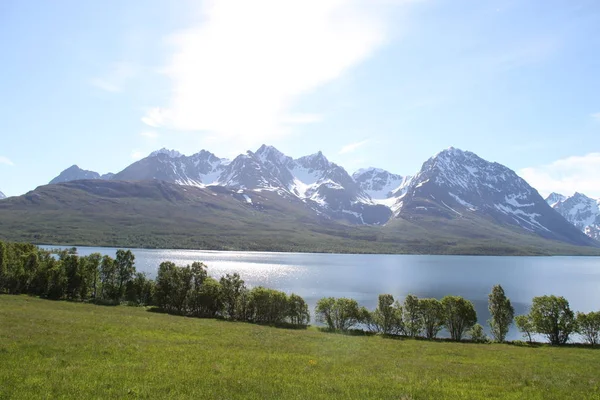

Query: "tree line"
(1, 240), (598, 345)
(0, 241), (309, 327)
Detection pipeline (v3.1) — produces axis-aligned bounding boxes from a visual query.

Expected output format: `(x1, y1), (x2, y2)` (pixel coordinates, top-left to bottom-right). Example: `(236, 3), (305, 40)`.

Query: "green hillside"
(0, 180), (598, 255)
(1, 296), (599, 399)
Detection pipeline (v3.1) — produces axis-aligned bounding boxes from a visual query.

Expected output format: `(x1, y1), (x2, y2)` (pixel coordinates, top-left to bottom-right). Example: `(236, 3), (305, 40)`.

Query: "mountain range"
(0, 190), (5, 200)
(0, 145), (597, 255)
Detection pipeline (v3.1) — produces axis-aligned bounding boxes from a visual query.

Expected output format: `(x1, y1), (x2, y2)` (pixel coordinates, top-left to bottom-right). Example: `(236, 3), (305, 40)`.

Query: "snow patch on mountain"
(0, 190), (5, 200)
(547, 192), (600, 241)
(150, 148), (183, 158)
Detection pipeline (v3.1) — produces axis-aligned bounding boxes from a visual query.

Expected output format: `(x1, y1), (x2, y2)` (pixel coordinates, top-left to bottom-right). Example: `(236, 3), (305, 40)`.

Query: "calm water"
(43, 246), (600, 341)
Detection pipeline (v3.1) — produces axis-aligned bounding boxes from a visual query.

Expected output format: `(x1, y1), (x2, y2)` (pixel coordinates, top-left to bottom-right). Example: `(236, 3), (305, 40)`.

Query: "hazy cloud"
(0, 156), (14, 166)
(519, 153), (600, 198)
(591, 112), (600, 121)
(339, 139), (370, 154)
(142, 0), (407, 147)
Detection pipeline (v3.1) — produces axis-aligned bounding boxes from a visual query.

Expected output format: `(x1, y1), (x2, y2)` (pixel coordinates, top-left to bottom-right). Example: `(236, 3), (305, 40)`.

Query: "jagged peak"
(150, 148), (183, 158)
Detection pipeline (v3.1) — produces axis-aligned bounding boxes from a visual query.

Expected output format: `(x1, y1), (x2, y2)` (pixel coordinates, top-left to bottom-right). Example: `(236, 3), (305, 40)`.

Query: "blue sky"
(1, 0), (599, 197)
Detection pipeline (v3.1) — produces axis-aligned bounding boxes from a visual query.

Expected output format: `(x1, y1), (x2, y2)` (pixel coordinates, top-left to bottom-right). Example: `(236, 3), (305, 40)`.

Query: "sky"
(0, 0), (599, 198)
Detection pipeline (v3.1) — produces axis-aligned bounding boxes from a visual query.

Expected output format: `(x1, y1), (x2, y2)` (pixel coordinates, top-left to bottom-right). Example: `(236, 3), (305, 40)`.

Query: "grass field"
(1, 295), (599, 399)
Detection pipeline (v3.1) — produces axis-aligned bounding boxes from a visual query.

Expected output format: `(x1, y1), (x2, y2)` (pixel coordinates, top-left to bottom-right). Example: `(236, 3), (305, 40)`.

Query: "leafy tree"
(576, 311), (600, 347)
(515, 314), (534, 343)
(529, 295), (577, 345)
(288, 293), (310, 326)
(219, 273), (246, 320)
(100, 255), (119, 302)
(403, 294), (422, 337)
(247, 287), (289, 324)
(441, 295), (477, 341)
(488, 285), (514, 342)
(315, 297), (361, 331)
(125, 272), (154, 306)
(84, 253), (102, 300)
(419, 298), (444, 339)
(367, 294), (403, 335)
(0, 240), (7, 292)
(195, 277), (222, 317)
(63, 254), (82, 300)
(469, 323), (488, 343)
(115, 250), (136, 301)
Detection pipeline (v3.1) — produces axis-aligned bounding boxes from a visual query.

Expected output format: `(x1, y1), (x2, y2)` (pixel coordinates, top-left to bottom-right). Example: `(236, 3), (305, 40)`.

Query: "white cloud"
(0, 156), (14, 166)
(591, 112), (600, 121)
(518, 153), (600, 198)
(143, 0), (406, 147)
(91, 62), (137, 93)
(140, 131), (159, 139)
(339, 139), (370, 154)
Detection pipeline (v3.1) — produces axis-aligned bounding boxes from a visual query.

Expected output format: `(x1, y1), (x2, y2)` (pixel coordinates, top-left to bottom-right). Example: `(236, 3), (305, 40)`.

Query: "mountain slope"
(392, 148), (597, 247)
(0, 180), (599, 255)
(546, 192), (600, 241)
(0, 190), (5, 199)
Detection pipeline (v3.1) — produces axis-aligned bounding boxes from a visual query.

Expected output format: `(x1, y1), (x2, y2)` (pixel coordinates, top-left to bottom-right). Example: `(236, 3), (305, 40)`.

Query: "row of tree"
(315, 286), (600, 346)
(0, 241), (309, 327)
(1, 241), (598, 345)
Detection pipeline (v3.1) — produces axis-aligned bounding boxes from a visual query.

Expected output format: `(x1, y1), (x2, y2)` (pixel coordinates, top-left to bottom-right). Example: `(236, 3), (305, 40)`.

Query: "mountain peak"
(150, 148), (183, 158)
(50, 165), (102, 185)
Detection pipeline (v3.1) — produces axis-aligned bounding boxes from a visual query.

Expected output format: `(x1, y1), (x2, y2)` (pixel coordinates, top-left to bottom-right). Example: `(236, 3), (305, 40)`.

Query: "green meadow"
(1, 295), (599, 399)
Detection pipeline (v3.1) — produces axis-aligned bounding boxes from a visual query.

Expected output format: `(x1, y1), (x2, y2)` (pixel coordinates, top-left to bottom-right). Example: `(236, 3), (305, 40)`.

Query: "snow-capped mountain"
(546, 192), (566, 207)
(44, 145), (597, 246)
(113, 149), (228, 186)
(353, 168), (412, 204)
(546, 192), (600, 241)
(0, 190), (5, 199)
(392, 147), (595, 246)
(49, 165), (113, 184)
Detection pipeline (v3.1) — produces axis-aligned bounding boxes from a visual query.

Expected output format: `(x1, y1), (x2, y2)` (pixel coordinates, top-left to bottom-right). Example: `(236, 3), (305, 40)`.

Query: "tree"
(576, 311), (600, 347)
(315, 297), (362, 331)
(195, 277), (222, 317)
(419, 298), (444, 339)
(83, 253), (102, 300)
(403, 294), (422, 337)
(529, 295), (576, 345)
(368, 294), (403, 335)
(441, 296), (477, 341)
(219, 273), (246, 320)
(515, 315), (534, 343)
(288, 293), (310, 326)
(469, 324), (488, 343)
(0, 241), (7, 292)
(488, 285), (514, 342)
(100, 255), (118, 302)
(115, 250), (136, 301)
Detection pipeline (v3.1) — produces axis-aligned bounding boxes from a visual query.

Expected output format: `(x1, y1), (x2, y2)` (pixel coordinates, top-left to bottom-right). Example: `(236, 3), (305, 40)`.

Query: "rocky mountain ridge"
(546, 192), (600, 241)
(46, 145), (597, 247)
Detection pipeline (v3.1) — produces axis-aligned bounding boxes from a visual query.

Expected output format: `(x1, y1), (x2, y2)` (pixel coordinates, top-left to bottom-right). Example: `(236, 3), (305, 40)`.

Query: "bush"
(469, 324), (488, 343)
(576, 311), (600, 347)
(315, 297), (362, 331)
(515, 315), (534, 343)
